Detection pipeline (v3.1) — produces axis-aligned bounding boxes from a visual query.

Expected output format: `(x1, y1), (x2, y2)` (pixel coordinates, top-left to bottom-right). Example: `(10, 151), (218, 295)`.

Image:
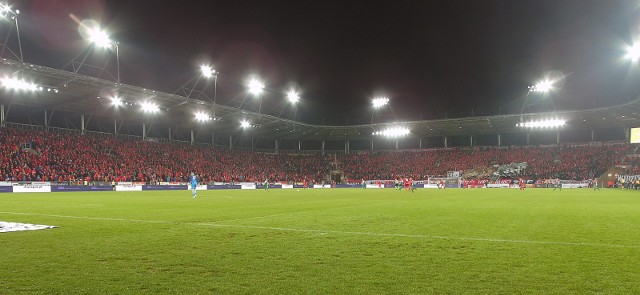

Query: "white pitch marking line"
(1, 211), (639, 249)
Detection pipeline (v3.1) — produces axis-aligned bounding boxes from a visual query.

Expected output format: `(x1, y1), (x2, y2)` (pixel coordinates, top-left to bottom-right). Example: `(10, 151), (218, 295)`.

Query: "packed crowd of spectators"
(0, 127), (631, 183)
(341, 143), (628, 181)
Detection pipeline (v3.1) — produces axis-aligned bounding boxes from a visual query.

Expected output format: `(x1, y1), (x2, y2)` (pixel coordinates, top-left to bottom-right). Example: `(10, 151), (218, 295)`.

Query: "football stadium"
(2, 1), (640, 294)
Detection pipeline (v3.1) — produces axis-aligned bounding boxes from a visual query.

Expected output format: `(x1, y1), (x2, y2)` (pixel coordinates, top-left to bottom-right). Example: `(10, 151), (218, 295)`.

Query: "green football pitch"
(1, 188), (639, 294)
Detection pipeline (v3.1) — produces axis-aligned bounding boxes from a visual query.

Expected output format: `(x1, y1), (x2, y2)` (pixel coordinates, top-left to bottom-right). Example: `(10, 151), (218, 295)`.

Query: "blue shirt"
(190, 175), (198, 186)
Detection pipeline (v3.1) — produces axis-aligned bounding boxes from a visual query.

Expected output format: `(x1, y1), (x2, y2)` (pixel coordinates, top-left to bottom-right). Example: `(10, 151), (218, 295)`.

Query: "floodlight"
(200, 65), (215, 79)
(0, 4), (10, 16)
(195, 112), (211, 121)
(140, 101), (159, 113)
(373, 127), (410, 137)
(240, 120), (251, 128)
(247, 78), (264, 96)
(1, 77), (40, 92)
(111, 96), (123, 106)
(516, 119), (566, 128)
(287, 89), (300, 103)
(626, 43), (640, 62)
(372, 97), (390, 108)
(88, 27), (112, 48)
(530, 80), (553, 92)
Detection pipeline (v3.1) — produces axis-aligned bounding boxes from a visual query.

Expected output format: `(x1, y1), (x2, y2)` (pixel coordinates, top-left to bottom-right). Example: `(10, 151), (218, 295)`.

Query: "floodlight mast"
(371, 96), (397, 123)
(0, 4), (23, 62)
(64, 25), (120, 83)
(185, 64), (217, 99)
(247, 78), (265, 114)
(521, 79), (557, 114)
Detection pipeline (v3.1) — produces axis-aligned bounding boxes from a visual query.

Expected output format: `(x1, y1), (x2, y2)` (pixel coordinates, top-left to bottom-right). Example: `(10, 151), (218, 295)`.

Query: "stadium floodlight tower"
(521, 78), (557, 113)
(181, 64), (217, 100)
(247, 78), (265, 114)
(286, 88), (301, 130)
(0, 3), (23, 62)
(371, 96), (398, 124)
(65, 22), (120, 83)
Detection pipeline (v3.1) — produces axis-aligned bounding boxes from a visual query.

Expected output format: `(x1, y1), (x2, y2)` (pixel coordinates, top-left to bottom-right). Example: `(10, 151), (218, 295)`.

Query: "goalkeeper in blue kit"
(190, 172), (198, 198)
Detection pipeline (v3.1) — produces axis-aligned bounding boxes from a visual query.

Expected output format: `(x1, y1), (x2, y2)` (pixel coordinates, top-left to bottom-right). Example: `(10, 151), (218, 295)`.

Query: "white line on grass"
(1, 211), (639, 249)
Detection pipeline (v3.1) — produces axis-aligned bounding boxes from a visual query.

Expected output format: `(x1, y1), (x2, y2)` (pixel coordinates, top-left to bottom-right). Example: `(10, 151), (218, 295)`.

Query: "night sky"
(11, 0), (640, 125)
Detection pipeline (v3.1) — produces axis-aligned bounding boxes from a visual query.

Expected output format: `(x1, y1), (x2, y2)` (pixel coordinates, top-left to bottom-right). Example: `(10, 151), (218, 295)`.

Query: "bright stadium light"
(626, 43), (640, 62)
(200, 64), (215, 79)
(372, 97), (390, 108)
(248, 78), (264, 96)
(1, 77), (40, 92)
(195, 112), (212, 121)
(240, 120), (251, 128)
(0, 3), (18, 18)
(529, 79), (554, 92)
(140, 101), (159, 113)
(287, 89), (300, 103)
(372, 127), (410, 137)
(516, 119), (566, 128)
(111, 96), (123, 107)
(88, 27), (113, 48)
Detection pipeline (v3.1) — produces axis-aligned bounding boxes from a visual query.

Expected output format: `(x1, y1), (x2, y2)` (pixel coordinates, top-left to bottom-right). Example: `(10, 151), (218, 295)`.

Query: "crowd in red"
(341, 143), (628, 181)
(0, 127), (631, 183)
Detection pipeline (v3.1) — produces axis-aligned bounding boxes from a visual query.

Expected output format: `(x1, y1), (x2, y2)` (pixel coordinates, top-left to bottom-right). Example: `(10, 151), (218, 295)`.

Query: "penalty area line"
(1, 211), (638, 249)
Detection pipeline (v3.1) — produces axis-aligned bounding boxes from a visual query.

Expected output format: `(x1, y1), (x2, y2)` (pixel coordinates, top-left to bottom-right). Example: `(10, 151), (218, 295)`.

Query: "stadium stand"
(0, 127), (632, 183)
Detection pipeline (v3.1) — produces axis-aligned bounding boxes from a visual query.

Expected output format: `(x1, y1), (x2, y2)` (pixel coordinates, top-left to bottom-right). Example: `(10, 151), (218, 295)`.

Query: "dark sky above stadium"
(13, 0), (640, 125)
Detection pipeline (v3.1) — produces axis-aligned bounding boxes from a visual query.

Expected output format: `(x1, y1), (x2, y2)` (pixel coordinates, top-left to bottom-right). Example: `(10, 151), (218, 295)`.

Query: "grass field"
(1, 188), (640, 294)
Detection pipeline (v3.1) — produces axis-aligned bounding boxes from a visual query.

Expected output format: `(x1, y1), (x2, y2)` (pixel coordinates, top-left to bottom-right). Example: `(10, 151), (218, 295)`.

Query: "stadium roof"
(1, 58), (640, 142)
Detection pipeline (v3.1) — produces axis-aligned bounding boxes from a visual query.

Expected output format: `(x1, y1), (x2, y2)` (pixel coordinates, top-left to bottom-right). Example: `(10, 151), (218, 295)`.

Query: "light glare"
(372, 97), (390, 108)
(89, 28), (112, 48)
(373, 127), (410, 137)
(531, 80), (553, 92)
(516, 119), (566, 128)
(240, 120), (251, 128)
(195, 112), (211, 121)
(1, 77), (40, 92)
(287, 89), (300, 103)
(140, 101), (159, 113)
(248, 78), (264, 96)
(626, 43), (640, 62)
(111, 96), (123, 106)
(200, 65), (215, 78)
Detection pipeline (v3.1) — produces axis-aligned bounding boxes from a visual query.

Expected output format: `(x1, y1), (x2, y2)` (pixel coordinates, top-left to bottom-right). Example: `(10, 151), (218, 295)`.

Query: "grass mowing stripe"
(3, 210), (639, 249)
(215, 201), (395, 223)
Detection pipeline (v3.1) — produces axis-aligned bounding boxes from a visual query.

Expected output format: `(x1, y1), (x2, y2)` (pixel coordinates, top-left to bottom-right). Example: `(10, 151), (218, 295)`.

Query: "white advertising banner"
(115, 184), (143, 191)
(240, 183), (256, 190)
(196, 184), (207, 191)
(313, 185), (332, 189)
(561, 183), (589, 189)
(0, 181), (13, 186)
(12, 183), (51, 193)
(281, 184), (294, 189)
(365, 184), (383, 189)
